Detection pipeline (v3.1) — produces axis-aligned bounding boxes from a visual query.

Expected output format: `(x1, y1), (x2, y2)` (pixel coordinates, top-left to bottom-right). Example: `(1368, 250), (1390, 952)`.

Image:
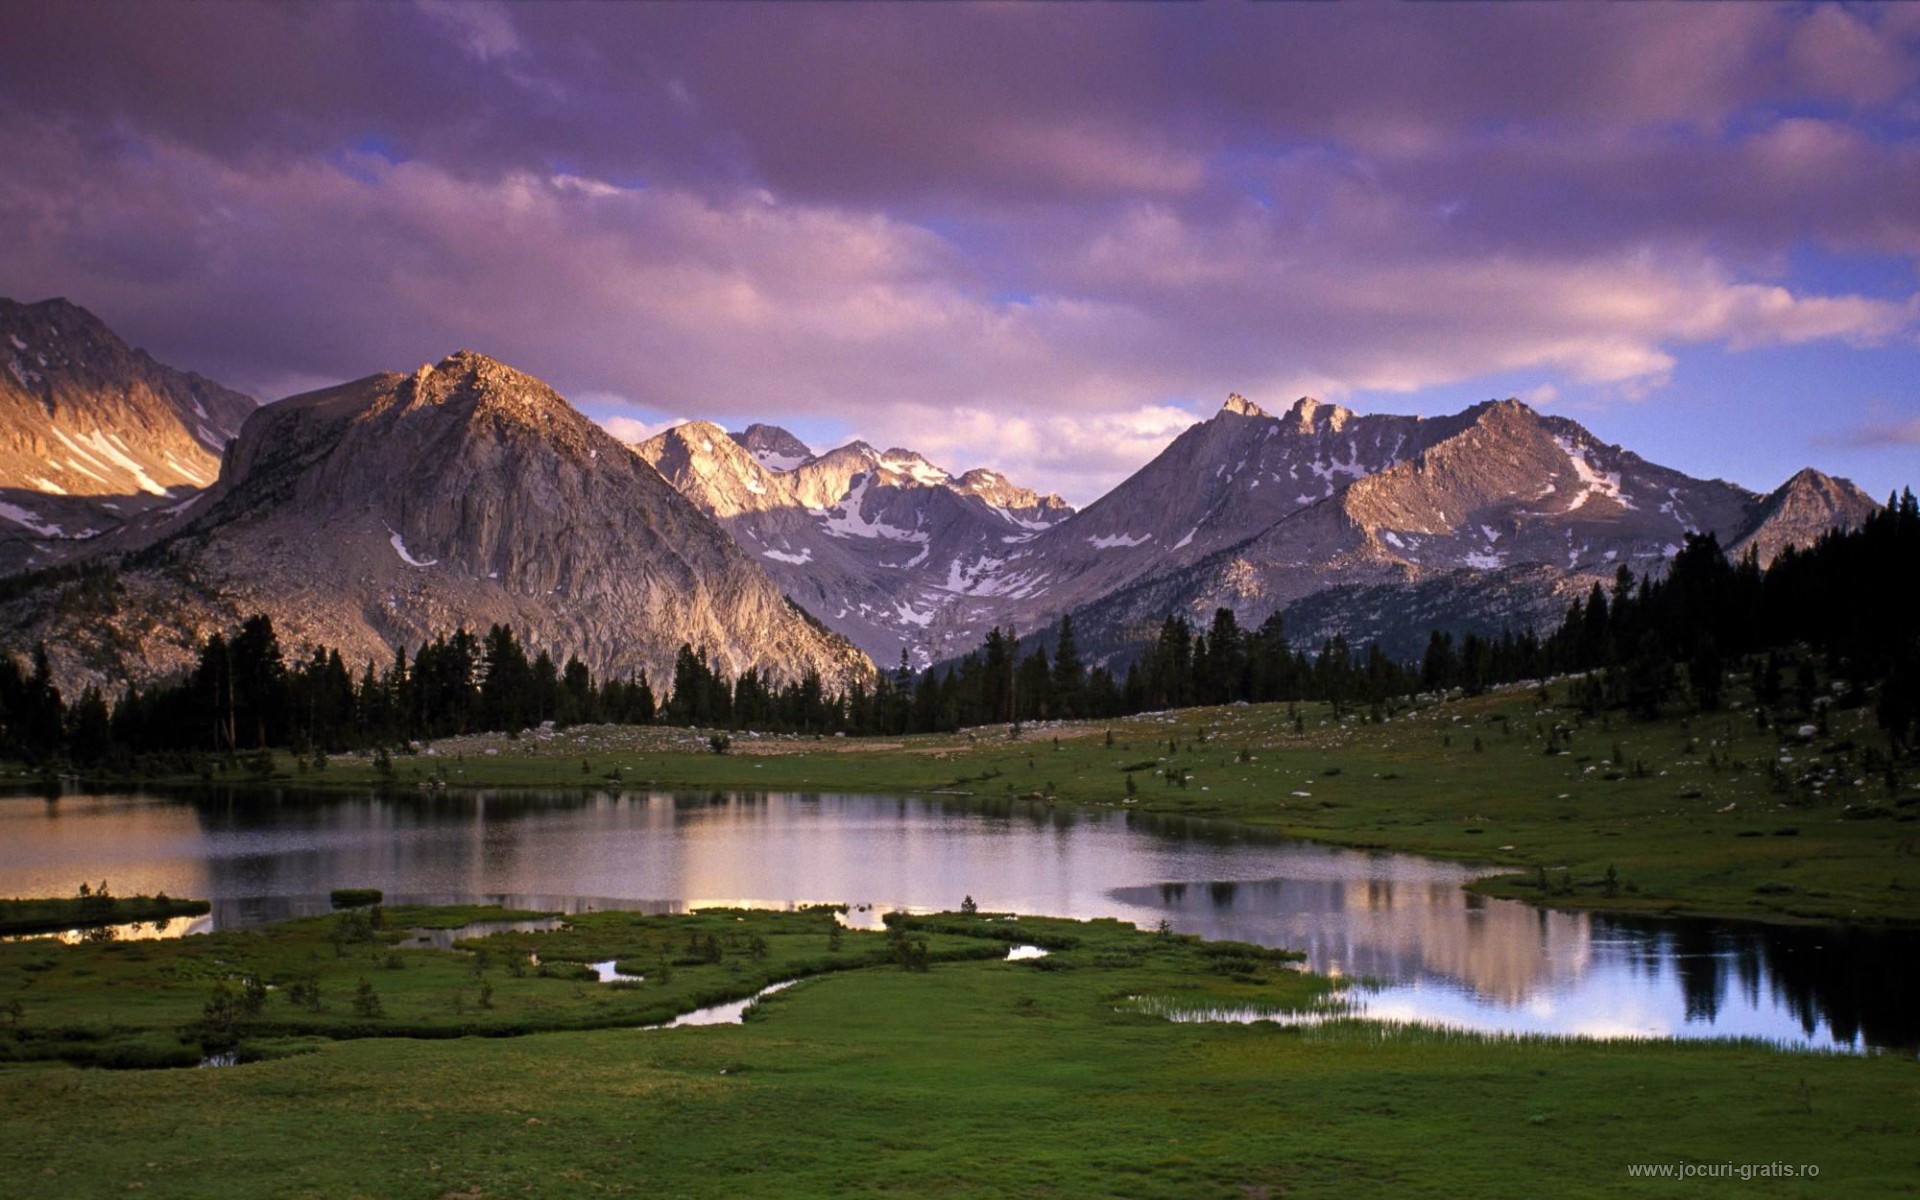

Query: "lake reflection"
(0, 789), (1908, 1050)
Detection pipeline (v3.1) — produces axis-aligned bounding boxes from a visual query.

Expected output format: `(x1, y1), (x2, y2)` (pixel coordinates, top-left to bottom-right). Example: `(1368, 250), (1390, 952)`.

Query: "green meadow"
(1, 905), (1914, 1199)
(7, 681), (1915, 1196)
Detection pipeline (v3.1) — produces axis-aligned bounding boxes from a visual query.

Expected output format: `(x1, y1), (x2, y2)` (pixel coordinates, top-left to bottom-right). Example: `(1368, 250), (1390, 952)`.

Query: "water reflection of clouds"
(1109, 875), (1594, 1007)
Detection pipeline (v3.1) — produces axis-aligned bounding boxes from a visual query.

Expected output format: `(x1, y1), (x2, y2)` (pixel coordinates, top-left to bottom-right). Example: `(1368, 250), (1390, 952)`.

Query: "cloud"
(595, 413), (687, 446)
(844, 403), (1204, 507)
(0, 3), (1917, 504)
(415, 0), (522, 64)
(1832, 416), (1920, 449)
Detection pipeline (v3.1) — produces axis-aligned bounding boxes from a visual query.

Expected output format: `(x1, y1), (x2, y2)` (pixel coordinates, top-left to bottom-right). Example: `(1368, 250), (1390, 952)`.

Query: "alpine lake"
(4, 786), (1910, 1051)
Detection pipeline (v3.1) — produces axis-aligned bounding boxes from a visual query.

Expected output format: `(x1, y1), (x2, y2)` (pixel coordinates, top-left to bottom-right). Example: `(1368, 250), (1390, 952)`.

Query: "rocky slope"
(2, 353), (870, 692)
(634, 423), (1072, 667)
(1028, 397), (1874, 662)
(1728, 467), (1879, 567)
(0, 297), (255, 572)
(632, 390), (1877, 670)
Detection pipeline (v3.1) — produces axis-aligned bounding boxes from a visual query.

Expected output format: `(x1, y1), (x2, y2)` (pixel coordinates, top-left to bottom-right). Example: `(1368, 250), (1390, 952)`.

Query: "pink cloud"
(1, 2), (1917, 503)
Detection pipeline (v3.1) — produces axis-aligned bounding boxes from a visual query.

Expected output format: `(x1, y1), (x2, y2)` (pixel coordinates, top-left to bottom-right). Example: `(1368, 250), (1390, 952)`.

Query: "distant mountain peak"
(876, 448), (950, 486)
(1285, 396), (1354, 432)
(1460, 396), (1545, 435)
(0, 295), (255, 566)
(1783, 465), (1842, 489)
(1729, 466), (1878, 566)
(731, 423), (814, 471)
(661, 419), (733, 446)
(1220, 393), (1269, 418)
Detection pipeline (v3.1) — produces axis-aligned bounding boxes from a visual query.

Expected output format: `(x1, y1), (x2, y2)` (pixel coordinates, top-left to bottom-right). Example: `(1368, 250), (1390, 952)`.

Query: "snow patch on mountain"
(880, 454), (949, 487)
(0, 501), (63, 537)
(387, 527), (438, 568)
(1554, 435), (1633, 511)
(893, 601), (935, 628)
(76, 430), (166, 496)
(813, 476), (931, 543)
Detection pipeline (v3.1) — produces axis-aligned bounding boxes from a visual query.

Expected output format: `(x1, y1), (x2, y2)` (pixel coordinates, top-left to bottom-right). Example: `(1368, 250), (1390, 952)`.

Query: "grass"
(0, 905), (1011, 1068)
(0, 906), (1913, 1198)
(59, 676), (1918, 927)
(0, 893), (211, 937)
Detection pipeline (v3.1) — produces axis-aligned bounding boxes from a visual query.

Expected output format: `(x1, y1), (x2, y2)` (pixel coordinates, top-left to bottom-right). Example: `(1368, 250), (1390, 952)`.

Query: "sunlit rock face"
(0, 296), (255, 572)
(0, 350), (870, 693)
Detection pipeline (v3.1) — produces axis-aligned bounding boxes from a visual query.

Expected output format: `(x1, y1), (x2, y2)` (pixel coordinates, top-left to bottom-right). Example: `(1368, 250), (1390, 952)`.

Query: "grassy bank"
(0, 893), (211, 937)
(0, 905), (1912, 1198)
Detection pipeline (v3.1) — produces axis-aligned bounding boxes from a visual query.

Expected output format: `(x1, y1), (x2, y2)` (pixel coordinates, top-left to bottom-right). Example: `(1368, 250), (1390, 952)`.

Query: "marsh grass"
(0, 893), (210, 937)
(0, 905), (1911, 1198)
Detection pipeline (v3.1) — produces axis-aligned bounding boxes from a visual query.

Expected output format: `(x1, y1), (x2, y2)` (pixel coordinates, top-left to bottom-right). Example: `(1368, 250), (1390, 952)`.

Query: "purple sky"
(1, 1), (1916, 506)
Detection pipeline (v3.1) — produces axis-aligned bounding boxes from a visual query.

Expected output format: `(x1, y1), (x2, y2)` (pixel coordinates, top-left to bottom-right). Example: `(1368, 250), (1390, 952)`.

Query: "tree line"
(1, 489), (1914, 767)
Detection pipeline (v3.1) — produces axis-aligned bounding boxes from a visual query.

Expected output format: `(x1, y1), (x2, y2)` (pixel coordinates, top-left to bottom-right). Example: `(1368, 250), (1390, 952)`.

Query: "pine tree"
(1051, 615), (1086, 719)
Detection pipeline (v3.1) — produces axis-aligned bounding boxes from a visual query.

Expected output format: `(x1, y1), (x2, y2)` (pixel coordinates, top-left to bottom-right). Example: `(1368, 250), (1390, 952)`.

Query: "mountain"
(0, 308), (1875, 690)
(634, 423), (1072, 666)
(1, 352), (869, 692)
(629, 392), (1876, 671)
(1728, 468), (1879, 567)
(1020, 396), (1871, 661)
(730, 423), (815, 471)
(0, 297), (255, 571)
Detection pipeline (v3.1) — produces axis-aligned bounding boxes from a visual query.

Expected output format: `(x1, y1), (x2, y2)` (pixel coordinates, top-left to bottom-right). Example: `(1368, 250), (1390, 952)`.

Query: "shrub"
(287, 975), (323, 1011)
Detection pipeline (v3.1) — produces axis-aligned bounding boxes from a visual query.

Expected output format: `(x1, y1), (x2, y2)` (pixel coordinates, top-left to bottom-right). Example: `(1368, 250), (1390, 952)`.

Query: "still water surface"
(1, 789), (1908, 1051)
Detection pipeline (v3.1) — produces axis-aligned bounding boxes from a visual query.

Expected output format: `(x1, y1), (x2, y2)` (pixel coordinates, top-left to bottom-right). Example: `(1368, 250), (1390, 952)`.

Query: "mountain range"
(635, 393), (1876, 665)
(1, 342), (865, 692)
(634, 421), (1071, 668)
(0, 298), (1881, 690)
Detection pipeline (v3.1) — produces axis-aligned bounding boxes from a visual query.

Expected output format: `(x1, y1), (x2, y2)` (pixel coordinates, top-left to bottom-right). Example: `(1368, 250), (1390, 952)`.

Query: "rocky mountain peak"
(1462, 396), (1541, 432)
(657, 419), (735, 451)
(0, 295), (256, 569)
(401, 351), (568, 421)
(1729, 466), (1879, 566)
(1783, 466), (1849, 493)
(875, 448), (950, 487)
(1285, 396), (1354, 433)
(949, 467), (1071, 518)
(731, 423), (814, 471)
(1220, 393), (1269, 419)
